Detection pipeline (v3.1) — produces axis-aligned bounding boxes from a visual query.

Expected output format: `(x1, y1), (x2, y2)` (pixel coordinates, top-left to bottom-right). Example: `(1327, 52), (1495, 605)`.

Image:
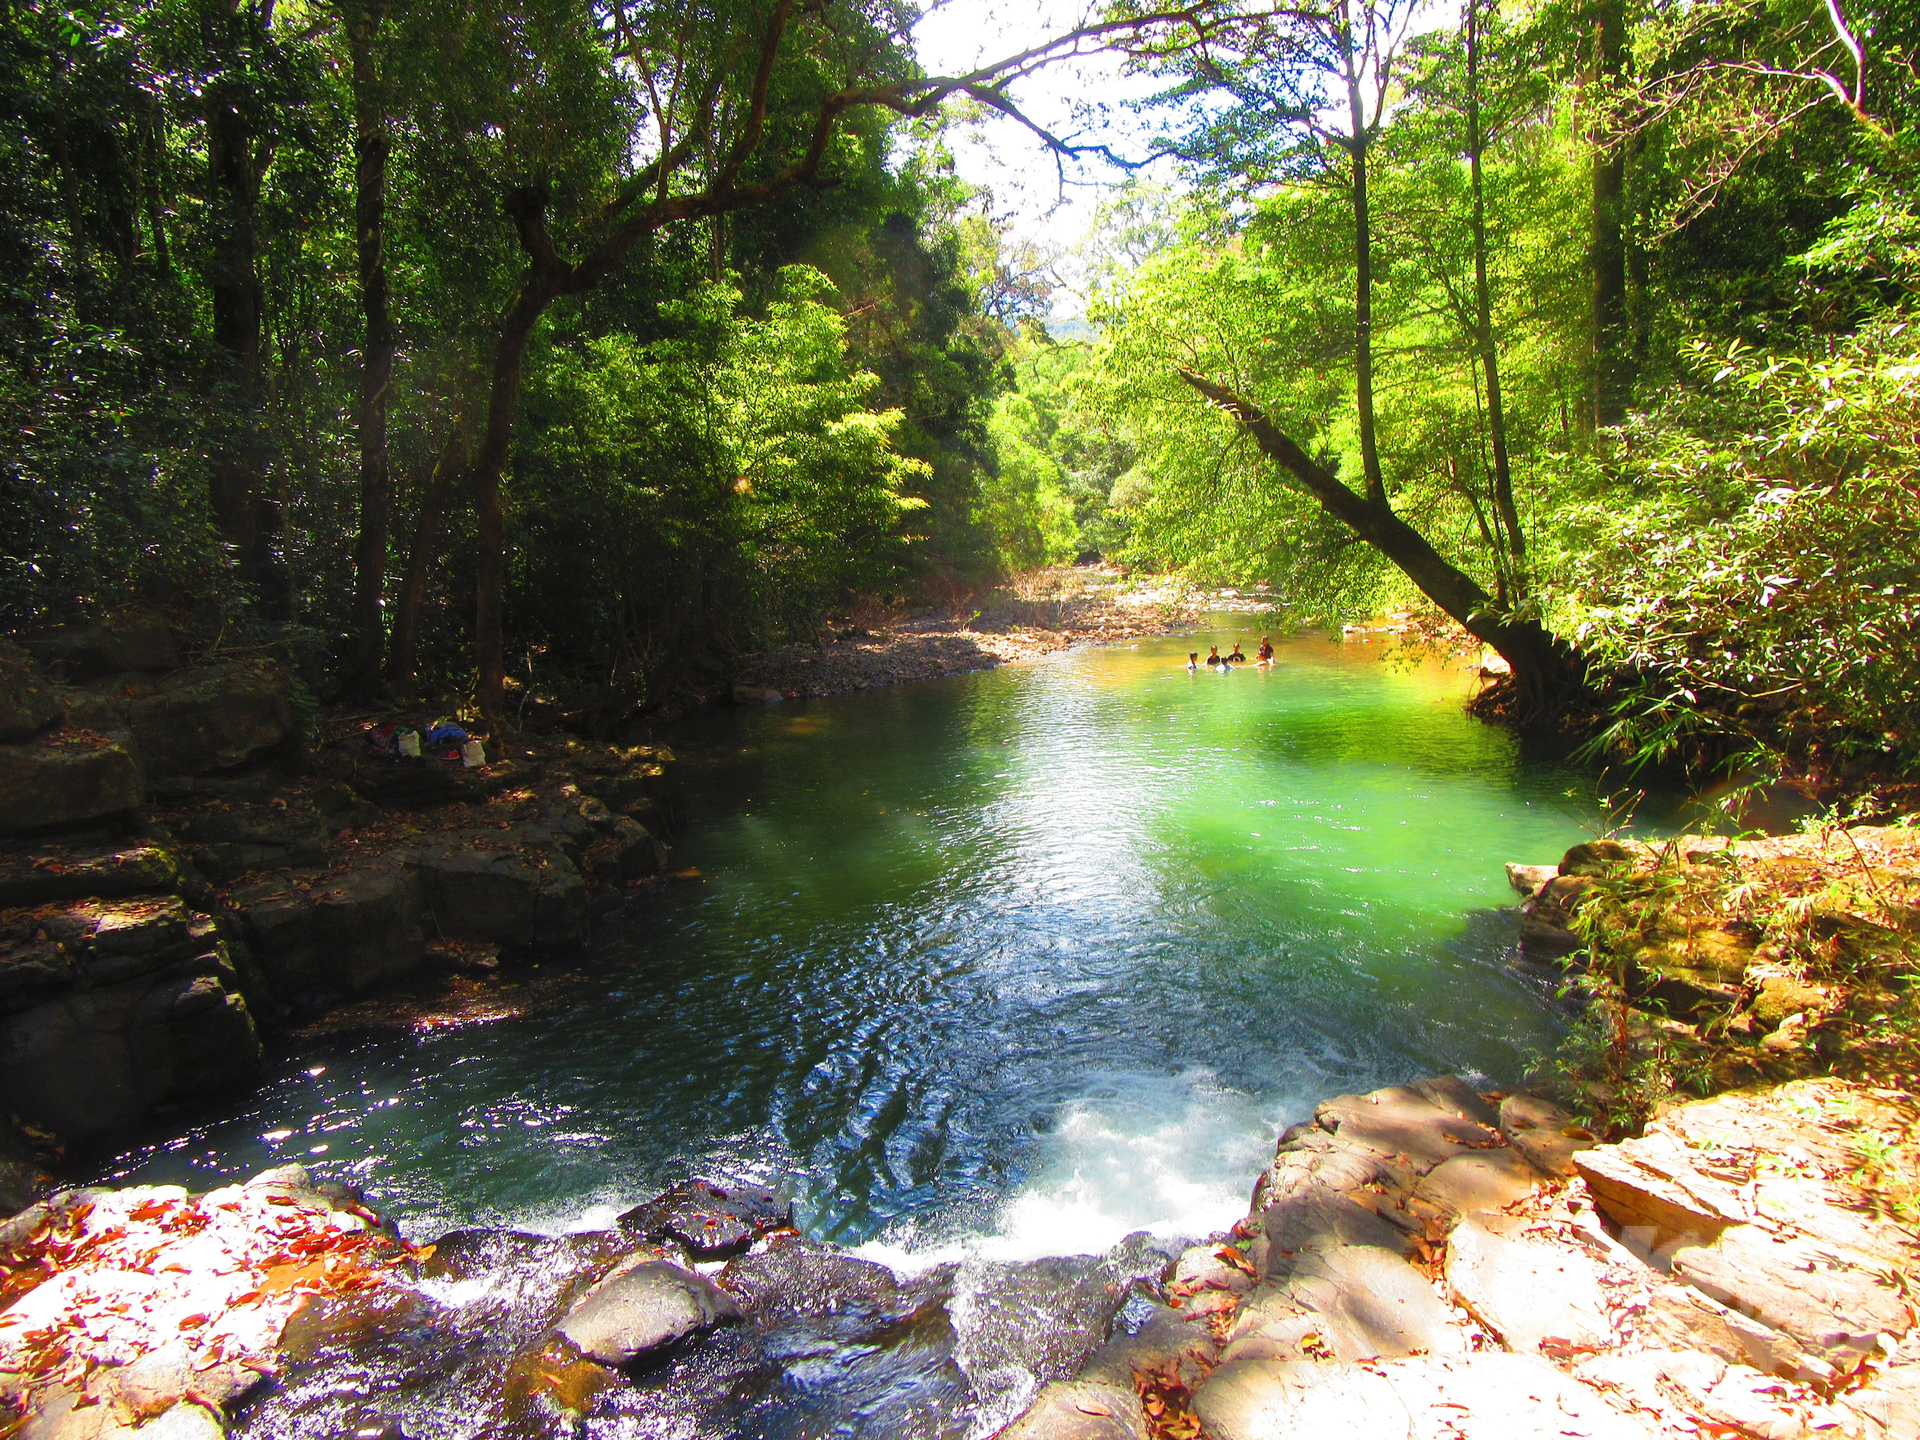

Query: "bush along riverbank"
(0, 613), (682, 1204)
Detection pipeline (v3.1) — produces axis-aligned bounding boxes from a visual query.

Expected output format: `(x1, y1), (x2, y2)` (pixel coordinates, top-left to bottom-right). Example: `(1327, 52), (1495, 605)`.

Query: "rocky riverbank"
(0, 614), (683, 1204)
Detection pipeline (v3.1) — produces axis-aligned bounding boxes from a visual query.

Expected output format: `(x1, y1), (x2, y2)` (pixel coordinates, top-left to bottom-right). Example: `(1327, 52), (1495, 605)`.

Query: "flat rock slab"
(1227, 1244), (1466, 1364)
(619, 1178), (793, 1258)
(1574, 1131), (1751, 1250)
(1195, 1352), (1660, 1440)
(554, 1259), (742, 1365)
(995, 1379), (1147, 1440)
(1445, 1217), (1612, 1356)
(0, 731), (143, 836)
(1671, 1222), (1909, 1363)
(0, 841), (181, 910)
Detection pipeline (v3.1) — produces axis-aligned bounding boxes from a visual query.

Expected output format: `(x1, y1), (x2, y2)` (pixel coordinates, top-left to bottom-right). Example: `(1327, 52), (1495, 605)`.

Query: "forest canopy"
(4, 0), (1918, 779)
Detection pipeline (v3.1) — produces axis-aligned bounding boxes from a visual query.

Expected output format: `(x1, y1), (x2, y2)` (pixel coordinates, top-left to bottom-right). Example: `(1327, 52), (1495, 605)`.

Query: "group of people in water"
(1187, 636), (1275, 671)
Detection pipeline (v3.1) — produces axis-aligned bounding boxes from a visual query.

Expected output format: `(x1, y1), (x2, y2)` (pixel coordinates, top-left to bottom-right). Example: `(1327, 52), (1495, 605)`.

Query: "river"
(96, 624), (1645, 1264)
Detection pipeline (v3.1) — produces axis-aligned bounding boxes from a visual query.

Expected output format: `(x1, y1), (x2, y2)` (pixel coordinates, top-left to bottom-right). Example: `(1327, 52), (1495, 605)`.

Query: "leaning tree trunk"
(1177, 369), (1589, 717)
(344, 0), (393, 692)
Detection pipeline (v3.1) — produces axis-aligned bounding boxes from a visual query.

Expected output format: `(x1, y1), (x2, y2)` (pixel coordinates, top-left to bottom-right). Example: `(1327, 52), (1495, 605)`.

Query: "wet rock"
(1496, 1092), (1593, 1177)
(719, 1236), (901, 1317)
(411, 835), (589, 951)
(952, 1238), (1174, 1397)
(1445, 1216), (1611, 1356)
(730, 684), (785, 704)
(553, 1258), (742, 1365)
(0, 643), (60, 744)
(0, 840), (183, 909)
(0, 730), (144, 836)
(226, 862), (424, 1005)
(23, 1388), (226, 1440)
(1560, 839), (1636, 876)
(618, 1177), (792, 1258)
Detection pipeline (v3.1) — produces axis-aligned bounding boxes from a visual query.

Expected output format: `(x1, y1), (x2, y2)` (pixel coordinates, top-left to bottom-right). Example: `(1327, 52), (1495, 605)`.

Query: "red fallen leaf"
(177, 1314), (210, 1330)
(265, 1196), (299, 1207)
(1074, 1400), (1114, 1417)
(127, 1199), (172, 1223)
(1214, 1245), (1255, 1277)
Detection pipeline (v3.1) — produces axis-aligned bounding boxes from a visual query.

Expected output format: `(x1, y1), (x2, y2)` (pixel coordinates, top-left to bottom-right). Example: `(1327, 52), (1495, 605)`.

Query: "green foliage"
(1561, 312), (1920, 768)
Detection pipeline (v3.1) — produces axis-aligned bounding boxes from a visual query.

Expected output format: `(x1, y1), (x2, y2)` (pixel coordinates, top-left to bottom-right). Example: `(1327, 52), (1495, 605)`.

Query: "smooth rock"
(996, 1379), (1147, 1440)
(553, 1259), (742, 1365)
(1313, 1085), (1506, 1171)
(1408, 1147), (1543, 1220)
(126, 661), (292, 777)
(1194, 1357), (1412, 1440)
(1504, 862), (1556, 898)
(1496, 1092), (1593, 1177)
(1226, 1243), (1466, 1363)
(1444, 1217), (1611, 1355)
(1836, 1360), (1920, 1440)
(1670, 1222), (1908, 1363)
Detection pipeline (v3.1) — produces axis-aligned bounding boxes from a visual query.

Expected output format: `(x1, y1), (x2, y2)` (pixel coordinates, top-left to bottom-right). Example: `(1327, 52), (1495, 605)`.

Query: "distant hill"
(1043, 316), (1099, 344)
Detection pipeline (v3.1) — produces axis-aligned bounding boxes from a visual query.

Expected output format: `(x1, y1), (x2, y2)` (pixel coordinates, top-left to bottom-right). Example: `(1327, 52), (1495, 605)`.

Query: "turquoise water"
(97, 625), (1637, 1258)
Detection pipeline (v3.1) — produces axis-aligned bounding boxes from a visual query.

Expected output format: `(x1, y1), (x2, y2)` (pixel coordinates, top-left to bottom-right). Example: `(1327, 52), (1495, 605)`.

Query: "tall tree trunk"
(344, 0), (392, 691)
(388, 418), (468, 687)
(1465, 0), (1524, 593)
(471, 191), (567, 715)
(1589, 0), (1631, 428)
(202, 0), (285, 614)
(1178, 369), (1588, 713)
(1340, 15), (1386, 507)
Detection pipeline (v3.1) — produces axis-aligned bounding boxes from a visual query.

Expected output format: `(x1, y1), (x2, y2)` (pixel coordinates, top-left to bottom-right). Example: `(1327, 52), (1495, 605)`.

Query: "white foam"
(857, 1067), (1290, 1271)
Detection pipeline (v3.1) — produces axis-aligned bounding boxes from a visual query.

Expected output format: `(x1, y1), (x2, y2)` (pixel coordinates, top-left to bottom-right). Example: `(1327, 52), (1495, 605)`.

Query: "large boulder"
(0, 643), (60, 743)
(172, 802), (330, 882)
(411, 834), (589, 950)
(552, 1259), (742, 1365)
(0, 731), (145, 836)
(59, 660), (294, 778)
(17, 613), (181, 678)
(0, 897), (260, 1144)
(225, 861), (425, 1007)
(129, 661), (293, 777)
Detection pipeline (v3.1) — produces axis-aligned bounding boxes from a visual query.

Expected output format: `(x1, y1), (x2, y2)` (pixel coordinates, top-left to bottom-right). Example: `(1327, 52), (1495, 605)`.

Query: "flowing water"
(90, 623), (1670, 1435)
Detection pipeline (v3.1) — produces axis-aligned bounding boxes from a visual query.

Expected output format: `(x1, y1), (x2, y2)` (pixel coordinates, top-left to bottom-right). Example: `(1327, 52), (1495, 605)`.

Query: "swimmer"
(1226, 641), (1247, 663)
(1186, 652), (1199, 672)
(1256, 635), (1274, 665)
(1206, 646), (1223, 666)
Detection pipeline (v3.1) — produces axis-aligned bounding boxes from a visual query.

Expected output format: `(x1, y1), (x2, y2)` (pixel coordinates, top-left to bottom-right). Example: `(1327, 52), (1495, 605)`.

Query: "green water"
(100, 624), (1637, 1261)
